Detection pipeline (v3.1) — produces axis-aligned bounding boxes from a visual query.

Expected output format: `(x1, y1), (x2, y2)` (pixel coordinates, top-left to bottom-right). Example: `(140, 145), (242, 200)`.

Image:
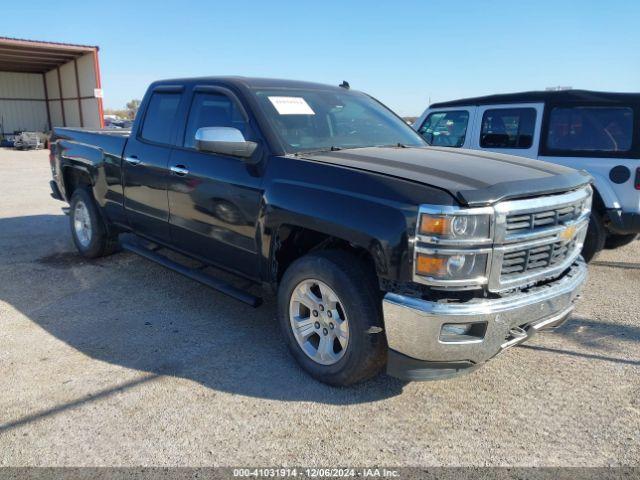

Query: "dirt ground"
(1, 148), (638, 466)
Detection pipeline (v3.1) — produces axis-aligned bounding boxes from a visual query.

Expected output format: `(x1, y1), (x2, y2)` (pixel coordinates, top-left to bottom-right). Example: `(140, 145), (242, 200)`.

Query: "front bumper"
(383, 259), (587, 381)
(606, 209), (640, 235)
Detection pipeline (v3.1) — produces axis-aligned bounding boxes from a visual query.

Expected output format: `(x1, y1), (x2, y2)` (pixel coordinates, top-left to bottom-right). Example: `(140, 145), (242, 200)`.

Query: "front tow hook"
(501, 326), (531, 350)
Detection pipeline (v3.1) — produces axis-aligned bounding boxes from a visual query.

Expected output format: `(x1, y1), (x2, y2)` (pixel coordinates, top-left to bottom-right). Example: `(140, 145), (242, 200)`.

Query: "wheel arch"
(589, 172), (621, 211)
(268, 223), (386, 290)
(61, 165), (94, 200)
(56, 139), (104, 202)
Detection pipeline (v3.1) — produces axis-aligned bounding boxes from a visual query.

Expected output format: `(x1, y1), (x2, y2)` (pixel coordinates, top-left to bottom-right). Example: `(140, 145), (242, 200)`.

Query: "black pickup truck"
(49, 77), (592, 386)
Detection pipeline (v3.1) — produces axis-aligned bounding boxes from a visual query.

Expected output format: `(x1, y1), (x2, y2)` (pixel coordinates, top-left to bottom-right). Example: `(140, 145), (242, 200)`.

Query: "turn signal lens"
(420, 215), (450, 235)
(415, 252), (488, 281)
(416, 254), (447, 275)
(418, 213), (491, 240)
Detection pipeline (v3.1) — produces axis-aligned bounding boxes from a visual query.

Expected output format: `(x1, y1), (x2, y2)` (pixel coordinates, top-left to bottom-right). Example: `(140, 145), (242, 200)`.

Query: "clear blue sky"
(4, 0), (639, 116)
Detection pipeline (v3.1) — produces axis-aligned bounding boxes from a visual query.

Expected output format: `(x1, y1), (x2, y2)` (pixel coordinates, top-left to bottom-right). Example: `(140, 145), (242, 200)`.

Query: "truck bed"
(53, 127), (130, 160)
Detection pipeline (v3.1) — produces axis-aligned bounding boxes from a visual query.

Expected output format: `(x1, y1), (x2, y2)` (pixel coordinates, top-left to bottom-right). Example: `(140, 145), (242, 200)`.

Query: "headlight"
(414, 205), (494, 288)
(415, 251), (489, 282)
(419, 212), (491, 242)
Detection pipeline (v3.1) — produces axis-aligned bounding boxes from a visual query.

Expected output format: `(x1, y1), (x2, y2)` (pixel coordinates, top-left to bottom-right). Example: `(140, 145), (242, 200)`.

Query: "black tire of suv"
(277, 250), (387, 386)
(69, 188), (119, 258)
(581, 210), (606, 262)
(605, 233), (638, 249)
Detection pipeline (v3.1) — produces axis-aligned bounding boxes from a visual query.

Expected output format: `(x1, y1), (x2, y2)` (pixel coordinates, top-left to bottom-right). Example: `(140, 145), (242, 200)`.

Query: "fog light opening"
(440, 322), (487, 343)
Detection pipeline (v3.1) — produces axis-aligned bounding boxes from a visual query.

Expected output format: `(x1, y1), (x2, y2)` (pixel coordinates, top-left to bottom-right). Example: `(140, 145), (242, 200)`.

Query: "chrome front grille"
(501, 238), (577, 278)
(505, 201), (588, 235)
(489, 186), (592, 291)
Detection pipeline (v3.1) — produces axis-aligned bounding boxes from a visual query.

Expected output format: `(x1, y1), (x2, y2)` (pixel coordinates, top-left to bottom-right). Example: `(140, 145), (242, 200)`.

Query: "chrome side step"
(121, 241), (262, 308)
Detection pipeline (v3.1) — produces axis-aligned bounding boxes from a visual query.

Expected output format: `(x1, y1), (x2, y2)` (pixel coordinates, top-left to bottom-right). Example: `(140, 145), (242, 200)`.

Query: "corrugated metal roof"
(0, 36), (98, 74)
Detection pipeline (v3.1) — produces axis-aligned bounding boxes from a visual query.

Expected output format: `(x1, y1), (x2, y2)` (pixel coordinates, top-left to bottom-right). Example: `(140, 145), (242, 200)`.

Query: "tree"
(104, 108), (128, 118)
(126, 99), (141, 120)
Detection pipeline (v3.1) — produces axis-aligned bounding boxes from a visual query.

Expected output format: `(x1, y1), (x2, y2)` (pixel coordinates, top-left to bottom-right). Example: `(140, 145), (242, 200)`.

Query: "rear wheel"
(581, 211), (606, 262)
(69, 188), (119, 258)
(605, 233), (637, 249)
(278, 250), (386, 386)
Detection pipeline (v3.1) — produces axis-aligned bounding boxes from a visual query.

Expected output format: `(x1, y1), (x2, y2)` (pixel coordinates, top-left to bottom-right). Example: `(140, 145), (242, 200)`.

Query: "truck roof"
(150, 76), (347, 92)
(430, 89), (640, 109)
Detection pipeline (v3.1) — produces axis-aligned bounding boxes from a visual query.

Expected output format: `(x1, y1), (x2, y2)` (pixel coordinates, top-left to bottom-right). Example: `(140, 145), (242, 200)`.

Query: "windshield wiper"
(376, 142), (409, 148)
(294, 146), (344, 156)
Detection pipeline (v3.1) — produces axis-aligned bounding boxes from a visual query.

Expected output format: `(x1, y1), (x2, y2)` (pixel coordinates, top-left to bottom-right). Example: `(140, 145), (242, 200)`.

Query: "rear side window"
(480, 108), (536, 149)
(418, 110), (469, 147)
(546, 106), (633, 153)
(183, 92), (247, 148)
(140, 93), (181, 144)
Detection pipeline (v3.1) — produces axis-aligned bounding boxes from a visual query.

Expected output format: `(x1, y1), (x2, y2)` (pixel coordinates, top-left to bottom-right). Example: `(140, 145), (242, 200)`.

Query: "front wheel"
(581, 211), (606, 262)
(278, 250), (387, 386)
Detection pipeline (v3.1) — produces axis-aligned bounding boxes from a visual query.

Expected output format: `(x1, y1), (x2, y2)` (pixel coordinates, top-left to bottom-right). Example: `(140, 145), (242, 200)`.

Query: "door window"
(140, 93), (181, 144)
(480, 108), (536, 149)
(418, 110), (469, 147)
(183, 93), (247, 148)
(546, 106), (633, 153)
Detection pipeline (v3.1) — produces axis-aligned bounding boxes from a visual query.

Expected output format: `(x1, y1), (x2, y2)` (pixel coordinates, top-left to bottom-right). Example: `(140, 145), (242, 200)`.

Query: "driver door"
(167, 87), (264, 279)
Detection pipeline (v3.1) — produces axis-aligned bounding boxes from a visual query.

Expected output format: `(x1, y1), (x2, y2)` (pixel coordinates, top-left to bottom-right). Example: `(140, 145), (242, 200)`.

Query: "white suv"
(414, 90), (639, 261)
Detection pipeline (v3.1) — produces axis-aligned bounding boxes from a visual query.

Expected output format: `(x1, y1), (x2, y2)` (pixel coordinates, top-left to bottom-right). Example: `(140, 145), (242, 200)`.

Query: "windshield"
(252, 88), (425, 153)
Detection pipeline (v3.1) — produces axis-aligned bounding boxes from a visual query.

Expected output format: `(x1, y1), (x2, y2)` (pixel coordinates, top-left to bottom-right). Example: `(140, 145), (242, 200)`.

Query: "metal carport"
(0, 36), (104, 135)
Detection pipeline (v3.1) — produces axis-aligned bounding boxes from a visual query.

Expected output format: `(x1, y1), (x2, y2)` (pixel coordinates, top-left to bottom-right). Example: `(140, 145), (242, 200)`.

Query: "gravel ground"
(0, 149), (638, 467)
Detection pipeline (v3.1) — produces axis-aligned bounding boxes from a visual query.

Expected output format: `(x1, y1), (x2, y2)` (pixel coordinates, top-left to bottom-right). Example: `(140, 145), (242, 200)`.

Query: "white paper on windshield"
(268, 96), (315, 115)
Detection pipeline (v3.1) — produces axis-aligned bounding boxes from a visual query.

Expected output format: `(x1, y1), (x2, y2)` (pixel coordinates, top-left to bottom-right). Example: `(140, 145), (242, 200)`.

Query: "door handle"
(170, 165), (189, 176)
(124, 156), (141, 166)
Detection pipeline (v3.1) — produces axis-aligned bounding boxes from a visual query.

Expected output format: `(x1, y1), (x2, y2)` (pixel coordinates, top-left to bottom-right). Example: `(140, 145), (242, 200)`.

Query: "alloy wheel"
(73, 200), (92, 248)
(289, 279), (350, 366)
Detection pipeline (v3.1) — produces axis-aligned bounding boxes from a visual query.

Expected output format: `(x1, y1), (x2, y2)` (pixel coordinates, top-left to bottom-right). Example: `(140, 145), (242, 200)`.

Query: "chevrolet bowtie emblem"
(560, 225), (577, 241)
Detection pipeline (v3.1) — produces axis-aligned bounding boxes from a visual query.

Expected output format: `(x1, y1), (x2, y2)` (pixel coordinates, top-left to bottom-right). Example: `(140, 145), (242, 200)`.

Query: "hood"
(303, 146), (592, 206)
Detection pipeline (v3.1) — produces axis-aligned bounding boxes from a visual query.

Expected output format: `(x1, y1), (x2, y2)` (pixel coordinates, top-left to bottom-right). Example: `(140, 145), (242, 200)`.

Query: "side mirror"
(195, 127), (258, 159)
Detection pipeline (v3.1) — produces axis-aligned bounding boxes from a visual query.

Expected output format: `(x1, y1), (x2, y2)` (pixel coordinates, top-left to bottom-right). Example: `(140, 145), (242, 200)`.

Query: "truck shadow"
(520, 344), (640, 367)
(520, 315), (640, 367)
(552, 316), (640, 350)
(591, 260), (640, 270)
(0, 214), (406, 408)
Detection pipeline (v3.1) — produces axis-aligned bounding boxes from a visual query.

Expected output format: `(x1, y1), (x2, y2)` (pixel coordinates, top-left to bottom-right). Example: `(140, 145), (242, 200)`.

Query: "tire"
(605, 233), (637, 250)
(581, 210), (606, 263)
(277, 250), (387, 386)
(69, 188), (119, 258)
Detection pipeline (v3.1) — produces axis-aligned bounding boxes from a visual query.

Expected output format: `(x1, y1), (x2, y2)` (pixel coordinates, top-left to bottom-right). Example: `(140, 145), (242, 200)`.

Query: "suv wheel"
(581, 211), (606, 262)
(605, 233), (637, 249)
(278, 250), (387, 386)
(69, 188), (118, 258)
